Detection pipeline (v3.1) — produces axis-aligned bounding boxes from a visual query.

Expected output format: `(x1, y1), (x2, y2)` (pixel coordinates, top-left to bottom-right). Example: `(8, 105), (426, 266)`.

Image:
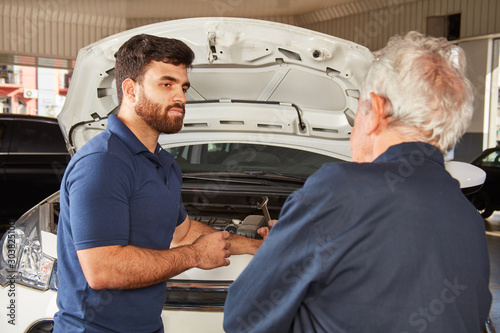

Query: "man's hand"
(173, 216), (263, 255)
(257, 219), (277, 240)
(191, 231), (231, 269)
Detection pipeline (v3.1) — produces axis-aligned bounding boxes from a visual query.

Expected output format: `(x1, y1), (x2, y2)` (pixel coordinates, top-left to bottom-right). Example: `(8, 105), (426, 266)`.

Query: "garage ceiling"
(42, 0), (365, 18)
(123, 0), (357, 17)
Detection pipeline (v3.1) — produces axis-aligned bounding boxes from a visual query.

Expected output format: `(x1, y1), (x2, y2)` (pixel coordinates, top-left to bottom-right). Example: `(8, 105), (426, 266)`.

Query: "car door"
(0, 117), (14, 227)
(2, 117), (69, 222)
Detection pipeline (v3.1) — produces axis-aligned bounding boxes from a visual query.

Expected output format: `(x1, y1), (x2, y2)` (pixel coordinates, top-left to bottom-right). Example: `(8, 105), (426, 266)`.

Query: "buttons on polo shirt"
(155, 165), (166, 184)
(143, 152), (167, 184)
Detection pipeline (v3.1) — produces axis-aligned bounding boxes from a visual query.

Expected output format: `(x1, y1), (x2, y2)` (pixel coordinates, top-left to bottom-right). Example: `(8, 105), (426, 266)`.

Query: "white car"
(0, 17), (485, 333)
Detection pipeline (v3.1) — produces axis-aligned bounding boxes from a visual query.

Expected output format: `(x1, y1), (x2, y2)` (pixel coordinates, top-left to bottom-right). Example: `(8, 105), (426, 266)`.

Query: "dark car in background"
(469, 142), (500, 218)
(0, 114), (69, 230)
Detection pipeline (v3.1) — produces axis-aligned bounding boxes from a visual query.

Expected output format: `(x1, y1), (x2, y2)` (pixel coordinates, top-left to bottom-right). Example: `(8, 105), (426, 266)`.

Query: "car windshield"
(165, 143), (342, 179)
(480, 150), (500, 167)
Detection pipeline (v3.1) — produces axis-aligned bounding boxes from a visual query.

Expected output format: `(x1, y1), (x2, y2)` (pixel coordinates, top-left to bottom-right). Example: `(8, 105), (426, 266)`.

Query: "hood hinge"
(208, 32), (218, 64)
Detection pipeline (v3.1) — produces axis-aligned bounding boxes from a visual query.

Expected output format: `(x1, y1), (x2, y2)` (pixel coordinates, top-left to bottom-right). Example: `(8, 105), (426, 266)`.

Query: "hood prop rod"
(187, 99), (306, 132)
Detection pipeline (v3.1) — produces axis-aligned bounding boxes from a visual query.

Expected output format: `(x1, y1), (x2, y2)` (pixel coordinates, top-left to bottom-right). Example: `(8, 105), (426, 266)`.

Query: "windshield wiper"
(182, 171), (306, 185)
(242, 171), (306, 182)
(182, 174), (271, 185)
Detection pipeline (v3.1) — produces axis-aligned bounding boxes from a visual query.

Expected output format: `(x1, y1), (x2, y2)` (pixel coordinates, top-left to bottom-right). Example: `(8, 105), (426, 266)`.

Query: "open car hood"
(58, 17), (373, 159)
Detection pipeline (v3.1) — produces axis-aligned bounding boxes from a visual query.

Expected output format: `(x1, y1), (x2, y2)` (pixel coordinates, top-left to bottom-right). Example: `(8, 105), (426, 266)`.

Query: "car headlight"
(0, 206), (56, 291)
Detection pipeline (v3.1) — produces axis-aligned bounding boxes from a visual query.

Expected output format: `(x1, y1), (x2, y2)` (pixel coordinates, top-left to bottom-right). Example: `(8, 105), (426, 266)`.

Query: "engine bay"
(186, 192), (285, 239)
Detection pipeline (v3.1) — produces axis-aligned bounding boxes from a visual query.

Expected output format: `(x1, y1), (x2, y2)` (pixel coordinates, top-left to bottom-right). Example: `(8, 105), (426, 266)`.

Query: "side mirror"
(445, 161), (486, 195)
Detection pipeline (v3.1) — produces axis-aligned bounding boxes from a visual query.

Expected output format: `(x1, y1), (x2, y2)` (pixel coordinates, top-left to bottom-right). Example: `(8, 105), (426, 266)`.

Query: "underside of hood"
(58, 17), (373, 155)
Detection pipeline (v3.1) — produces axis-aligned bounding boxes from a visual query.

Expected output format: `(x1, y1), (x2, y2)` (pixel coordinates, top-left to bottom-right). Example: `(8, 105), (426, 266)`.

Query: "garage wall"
(0, 0), (127, 62)
(301, 0), (500, 51)
(453, 38), (491, 161)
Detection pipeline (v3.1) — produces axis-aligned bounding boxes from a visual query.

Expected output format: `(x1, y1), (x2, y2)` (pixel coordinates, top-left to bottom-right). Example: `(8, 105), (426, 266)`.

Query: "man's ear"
(367, 92), (389, 135)
(122, 78), (137, 104)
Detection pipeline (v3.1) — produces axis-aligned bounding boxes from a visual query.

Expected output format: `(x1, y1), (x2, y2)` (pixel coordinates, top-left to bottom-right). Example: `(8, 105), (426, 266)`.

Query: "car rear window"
(12, 119), (67, 153)
(0, 122), (5, 150)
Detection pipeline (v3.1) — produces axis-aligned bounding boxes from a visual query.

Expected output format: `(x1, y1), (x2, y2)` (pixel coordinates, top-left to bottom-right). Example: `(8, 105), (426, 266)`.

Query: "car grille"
(164, 279), (232, 311)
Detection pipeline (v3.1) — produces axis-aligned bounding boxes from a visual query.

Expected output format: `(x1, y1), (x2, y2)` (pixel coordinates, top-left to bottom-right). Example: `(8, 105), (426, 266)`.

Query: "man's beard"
(135, 91), (185, 134)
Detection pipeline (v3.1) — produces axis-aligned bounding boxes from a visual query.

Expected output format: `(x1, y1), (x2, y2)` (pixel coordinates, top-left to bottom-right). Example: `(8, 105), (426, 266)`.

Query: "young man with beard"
(53, 34), (261, 333)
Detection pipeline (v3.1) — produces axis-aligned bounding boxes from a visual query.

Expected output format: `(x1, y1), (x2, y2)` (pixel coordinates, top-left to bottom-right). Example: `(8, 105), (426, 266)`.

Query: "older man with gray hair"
(223, 31), (492, 333)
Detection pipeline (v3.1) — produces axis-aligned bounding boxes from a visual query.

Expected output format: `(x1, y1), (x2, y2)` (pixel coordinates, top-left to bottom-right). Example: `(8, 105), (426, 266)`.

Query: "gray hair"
(359, 31), (474, 154)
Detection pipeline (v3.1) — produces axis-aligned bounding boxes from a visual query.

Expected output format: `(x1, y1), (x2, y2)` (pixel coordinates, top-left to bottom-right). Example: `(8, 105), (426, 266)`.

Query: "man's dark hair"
(114, 34), (195, 107)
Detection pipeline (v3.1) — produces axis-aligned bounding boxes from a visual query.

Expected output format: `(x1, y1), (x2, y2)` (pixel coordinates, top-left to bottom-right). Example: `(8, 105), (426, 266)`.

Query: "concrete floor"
(486, 212), (500, 330)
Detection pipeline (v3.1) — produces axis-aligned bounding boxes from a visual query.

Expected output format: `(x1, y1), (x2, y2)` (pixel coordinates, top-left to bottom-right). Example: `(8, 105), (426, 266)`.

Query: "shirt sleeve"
(223, 188), (323, 332)
(66, 152), (134, 250)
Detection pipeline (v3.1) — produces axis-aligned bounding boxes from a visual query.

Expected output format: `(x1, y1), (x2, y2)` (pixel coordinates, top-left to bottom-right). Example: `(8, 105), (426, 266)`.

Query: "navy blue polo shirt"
(54, 115), (187, 333)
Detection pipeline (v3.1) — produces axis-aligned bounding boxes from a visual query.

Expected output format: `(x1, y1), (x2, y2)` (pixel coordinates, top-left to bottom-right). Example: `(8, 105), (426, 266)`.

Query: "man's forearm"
(228, 233), (262, 255)
(77, 231), (231, 290)
(78, 244), (197, 290)
(173, 220), (262, 255)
